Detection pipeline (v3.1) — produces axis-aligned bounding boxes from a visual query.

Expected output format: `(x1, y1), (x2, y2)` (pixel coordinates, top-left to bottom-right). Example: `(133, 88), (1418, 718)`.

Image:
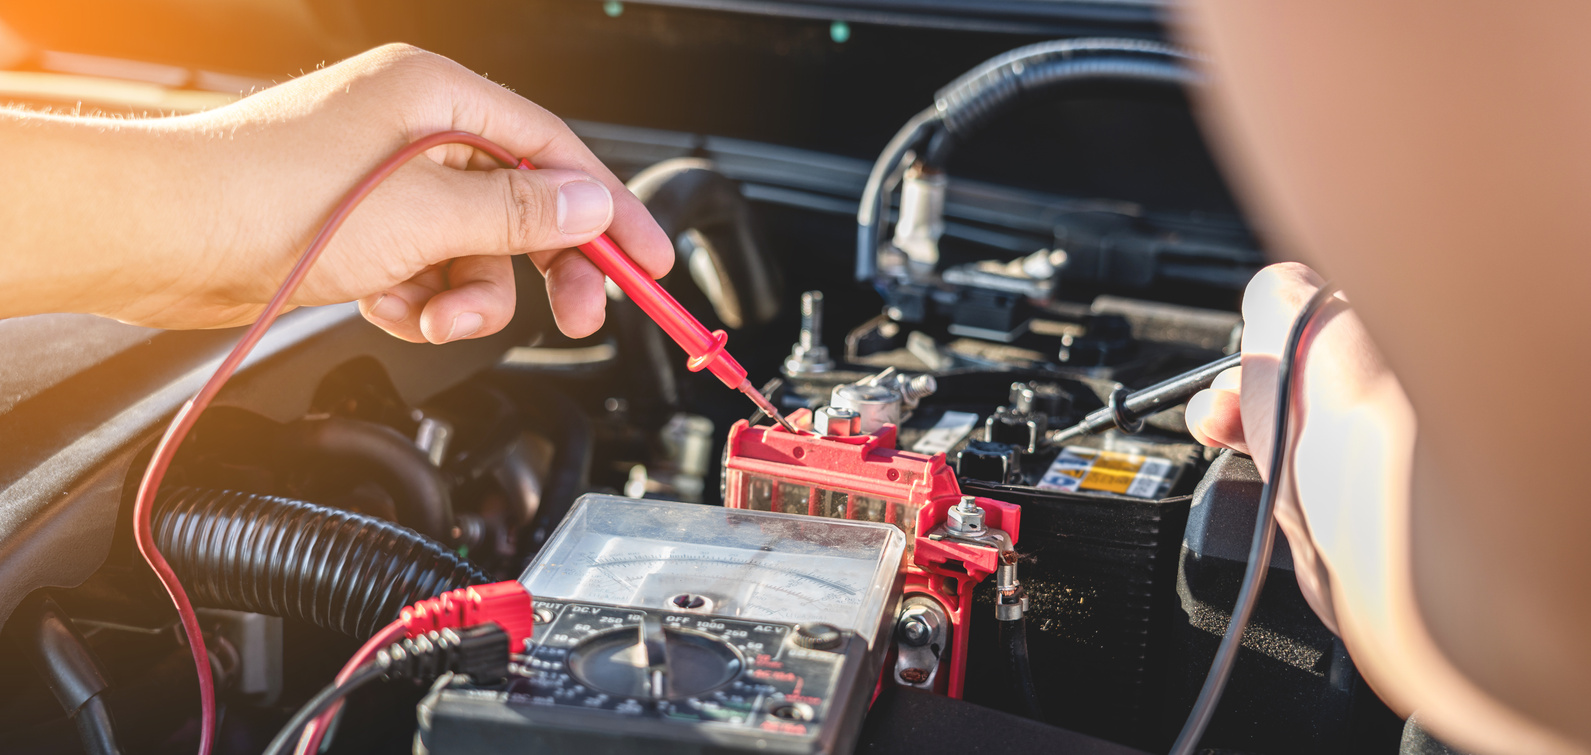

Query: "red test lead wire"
(134, 130), (787, 755)
(132, 131), (522, 755)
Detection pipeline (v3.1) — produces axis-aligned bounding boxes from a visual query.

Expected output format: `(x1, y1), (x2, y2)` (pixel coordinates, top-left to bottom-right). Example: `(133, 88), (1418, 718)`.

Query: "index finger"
(1240, 262), (1326, 358)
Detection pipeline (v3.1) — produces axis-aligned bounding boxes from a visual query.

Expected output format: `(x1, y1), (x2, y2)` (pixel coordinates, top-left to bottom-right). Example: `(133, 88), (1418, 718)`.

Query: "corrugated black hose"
(151, 487), (489, 639)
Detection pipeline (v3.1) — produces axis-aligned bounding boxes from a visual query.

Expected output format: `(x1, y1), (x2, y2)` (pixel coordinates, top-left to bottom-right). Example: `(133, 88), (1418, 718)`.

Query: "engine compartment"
(0, 4), (1407, 754)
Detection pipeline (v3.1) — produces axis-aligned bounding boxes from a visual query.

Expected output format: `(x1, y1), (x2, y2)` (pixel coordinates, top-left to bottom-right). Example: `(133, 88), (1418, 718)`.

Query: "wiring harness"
(153, 487), (488, 638)
(266, 579), (538, 755)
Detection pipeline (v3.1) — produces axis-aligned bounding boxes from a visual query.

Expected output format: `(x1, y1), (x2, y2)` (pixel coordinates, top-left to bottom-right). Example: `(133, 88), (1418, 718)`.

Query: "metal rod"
(740, 381), (799, 434)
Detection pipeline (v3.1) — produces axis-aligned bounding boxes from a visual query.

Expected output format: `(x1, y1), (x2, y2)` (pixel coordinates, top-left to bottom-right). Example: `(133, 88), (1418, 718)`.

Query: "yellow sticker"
(1037, 446), (1174, 498)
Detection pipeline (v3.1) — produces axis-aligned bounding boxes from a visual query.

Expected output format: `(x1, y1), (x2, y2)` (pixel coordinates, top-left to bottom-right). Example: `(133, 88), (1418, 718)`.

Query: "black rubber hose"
(15, 594), (125, 755)
(152, 487), (489, 639)
(854, 38), (1200, 283)
(999, 617), (1044, 721)
(855, 105), (939, 282)
(929, 38), (1197, 152)
(280, 417), (454, 542)
(520, 390), (593, 557)
(628, 158), (783, 330)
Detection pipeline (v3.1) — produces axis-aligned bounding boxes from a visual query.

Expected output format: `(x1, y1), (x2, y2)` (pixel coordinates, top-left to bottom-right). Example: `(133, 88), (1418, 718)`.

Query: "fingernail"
(370, 294), (407, 322)
(446, 312), (484, 342)
(556, 180), (612, 235)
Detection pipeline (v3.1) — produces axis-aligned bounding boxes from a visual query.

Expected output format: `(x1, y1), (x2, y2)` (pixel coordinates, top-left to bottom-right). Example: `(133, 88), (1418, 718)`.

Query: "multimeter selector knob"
(792, 623), (843, 650)
(569, 627), (741, 700)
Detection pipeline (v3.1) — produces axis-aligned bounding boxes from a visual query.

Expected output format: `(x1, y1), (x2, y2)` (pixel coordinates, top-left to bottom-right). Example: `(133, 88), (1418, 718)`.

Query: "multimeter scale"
(418, 494), (908, 755)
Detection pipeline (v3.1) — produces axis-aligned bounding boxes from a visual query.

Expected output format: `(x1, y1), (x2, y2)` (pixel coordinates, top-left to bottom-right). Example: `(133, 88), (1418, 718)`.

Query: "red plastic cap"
(400, 581), (536, 650)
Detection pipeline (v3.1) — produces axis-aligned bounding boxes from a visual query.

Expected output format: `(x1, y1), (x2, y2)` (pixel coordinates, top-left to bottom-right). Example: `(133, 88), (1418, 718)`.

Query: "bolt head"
(814, 405), (860, 437)
(784, 344), (834, 376)
(899, 616), (932, 646)
(1011, 383), (1036, 414)
(947, 498), (985, 534)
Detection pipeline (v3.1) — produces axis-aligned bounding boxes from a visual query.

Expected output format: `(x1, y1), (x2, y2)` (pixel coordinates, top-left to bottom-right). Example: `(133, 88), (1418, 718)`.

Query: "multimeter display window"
(521, 495), (906, 643)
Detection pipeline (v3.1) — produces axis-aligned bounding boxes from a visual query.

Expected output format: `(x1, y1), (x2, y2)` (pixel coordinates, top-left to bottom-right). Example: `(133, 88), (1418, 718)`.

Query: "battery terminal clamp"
(722, 409), (1021, 698)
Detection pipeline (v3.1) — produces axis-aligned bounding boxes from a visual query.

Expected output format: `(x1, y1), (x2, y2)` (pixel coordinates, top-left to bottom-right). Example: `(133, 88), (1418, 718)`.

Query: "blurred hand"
(1184, 261), (1401, 628)
(1185, 262), (1334, 460)
(113, 44), (672, 342)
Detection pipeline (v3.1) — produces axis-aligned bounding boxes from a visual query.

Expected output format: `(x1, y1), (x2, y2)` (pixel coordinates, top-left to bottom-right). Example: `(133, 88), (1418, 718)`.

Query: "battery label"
(911, 411), (981, 455)
(1037, 446), (1175, 499)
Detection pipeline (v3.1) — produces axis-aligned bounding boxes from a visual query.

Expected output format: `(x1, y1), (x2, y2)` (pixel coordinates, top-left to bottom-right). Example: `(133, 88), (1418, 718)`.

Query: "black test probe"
(1048, 352), (1242, 445)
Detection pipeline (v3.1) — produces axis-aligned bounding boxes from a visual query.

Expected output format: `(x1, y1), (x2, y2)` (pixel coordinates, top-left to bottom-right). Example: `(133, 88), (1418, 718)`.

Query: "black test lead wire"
(1168, 282), (1342, 755)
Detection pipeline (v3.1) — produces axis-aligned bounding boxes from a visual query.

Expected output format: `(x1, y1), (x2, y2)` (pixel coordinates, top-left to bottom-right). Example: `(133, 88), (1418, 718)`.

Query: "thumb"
(424, 164), (615, 261)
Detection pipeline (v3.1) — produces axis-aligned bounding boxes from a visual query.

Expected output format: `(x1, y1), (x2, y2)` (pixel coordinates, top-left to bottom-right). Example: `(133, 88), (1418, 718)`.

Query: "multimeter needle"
(740, 381), (799, 434)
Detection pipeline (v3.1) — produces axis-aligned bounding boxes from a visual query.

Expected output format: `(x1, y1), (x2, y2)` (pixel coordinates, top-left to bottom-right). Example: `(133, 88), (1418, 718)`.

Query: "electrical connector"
(296, 582), (535, 754)
(399, 581), (536, 652)
(995, 550), (1027, 622)
(265, 624), (514, 755)
(381, 625), (513, 685)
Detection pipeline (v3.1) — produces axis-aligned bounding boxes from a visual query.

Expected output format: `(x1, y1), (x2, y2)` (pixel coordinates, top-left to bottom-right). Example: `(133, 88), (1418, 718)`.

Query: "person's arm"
(0, 43), (672, 342)
(1179, 4), (1591, 753)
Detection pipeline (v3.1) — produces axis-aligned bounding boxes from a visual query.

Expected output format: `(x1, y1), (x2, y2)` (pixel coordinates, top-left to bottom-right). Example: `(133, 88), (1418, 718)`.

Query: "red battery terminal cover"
(723, 409), (1020, 698)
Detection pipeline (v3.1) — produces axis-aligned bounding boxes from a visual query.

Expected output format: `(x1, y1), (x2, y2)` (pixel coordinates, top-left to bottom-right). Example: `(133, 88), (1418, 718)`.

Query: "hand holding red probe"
(0, 44), (673, 344)
(0, 43), (803, 755)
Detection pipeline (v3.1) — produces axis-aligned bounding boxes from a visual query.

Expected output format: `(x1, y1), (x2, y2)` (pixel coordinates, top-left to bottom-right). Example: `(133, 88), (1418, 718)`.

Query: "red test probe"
(513, 159), (797, 433)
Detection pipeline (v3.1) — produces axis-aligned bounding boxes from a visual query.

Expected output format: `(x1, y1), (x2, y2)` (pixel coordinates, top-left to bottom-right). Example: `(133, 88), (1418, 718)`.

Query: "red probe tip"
(739, 382), (799, 434)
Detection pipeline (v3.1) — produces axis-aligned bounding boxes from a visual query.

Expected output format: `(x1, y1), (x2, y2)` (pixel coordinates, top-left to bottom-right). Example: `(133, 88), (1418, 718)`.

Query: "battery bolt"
(896, 606), (942, 648)
(947, 496), (986, 535)
(814, 405), (861, 437)
(784, 291), (835, 376)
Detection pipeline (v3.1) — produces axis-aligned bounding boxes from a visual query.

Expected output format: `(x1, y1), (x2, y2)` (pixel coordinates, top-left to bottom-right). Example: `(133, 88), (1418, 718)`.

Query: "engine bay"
(0, 5), (1408, 755)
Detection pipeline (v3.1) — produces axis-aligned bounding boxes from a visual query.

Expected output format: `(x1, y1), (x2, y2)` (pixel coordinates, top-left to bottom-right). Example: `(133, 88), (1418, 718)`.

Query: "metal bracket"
(893, 596), (950, 690)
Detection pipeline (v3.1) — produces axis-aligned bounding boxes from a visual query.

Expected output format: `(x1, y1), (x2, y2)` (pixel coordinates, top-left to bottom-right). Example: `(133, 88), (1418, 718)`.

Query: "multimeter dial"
(568, 624), (742, 700)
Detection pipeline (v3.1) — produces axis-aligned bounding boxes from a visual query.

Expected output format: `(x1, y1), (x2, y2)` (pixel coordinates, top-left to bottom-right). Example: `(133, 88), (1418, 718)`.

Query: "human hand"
(1184, 262), (1403, 628)
(111, 44), (672, 343)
